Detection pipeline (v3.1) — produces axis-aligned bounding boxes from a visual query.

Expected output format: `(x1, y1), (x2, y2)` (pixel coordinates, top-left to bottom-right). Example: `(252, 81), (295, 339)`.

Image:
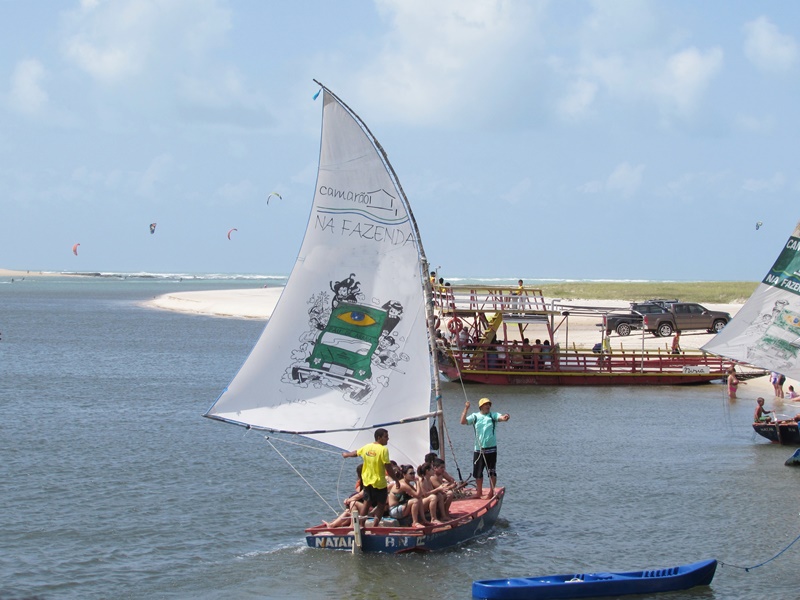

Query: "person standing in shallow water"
(727, 367), (744, 400)
(461, 397), (509, 499)
(671, 331), (681, 354)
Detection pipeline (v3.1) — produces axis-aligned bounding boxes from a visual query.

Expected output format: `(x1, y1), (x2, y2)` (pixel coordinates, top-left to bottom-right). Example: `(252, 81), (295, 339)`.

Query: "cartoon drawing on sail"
(329, 273), (363, 308)
(287, 273), (408, 404)
(752, 304), (800, 367)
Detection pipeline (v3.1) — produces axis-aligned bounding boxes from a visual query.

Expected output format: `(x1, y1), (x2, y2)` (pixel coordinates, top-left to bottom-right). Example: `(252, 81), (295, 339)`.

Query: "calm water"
(2, 277), (799, 599)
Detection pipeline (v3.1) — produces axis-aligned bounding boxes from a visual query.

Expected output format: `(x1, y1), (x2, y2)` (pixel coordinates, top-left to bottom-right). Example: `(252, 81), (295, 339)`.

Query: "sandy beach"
(146, 287), (284, 319)
(0, 268), (76, 278)
(145, 287), (789, 398)
(143, 286), (741, 350)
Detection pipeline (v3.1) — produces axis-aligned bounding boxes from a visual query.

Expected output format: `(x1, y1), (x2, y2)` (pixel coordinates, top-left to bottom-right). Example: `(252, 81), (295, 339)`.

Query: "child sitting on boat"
(754, 397), (774, 423)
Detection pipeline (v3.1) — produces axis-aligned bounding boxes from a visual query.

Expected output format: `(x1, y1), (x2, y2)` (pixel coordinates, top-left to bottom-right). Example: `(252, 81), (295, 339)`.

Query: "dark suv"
(604, 302), (670, 336)
(642, 302), (732, 337)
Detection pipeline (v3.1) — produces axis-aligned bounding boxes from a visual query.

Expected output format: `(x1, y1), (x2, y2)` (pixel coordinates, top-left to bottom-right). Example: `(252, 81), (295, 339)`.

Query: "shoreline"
(144, 288), (787, 395)
(0, 268), (82, 278)
(142, 287), (742, 350)
(145, 287), (284, 319)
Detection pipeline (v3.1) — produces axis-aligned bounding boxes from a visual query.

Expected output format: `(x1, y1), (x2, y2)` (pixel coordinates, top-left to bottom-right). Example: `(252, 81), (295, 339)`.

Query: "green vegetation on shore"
(535, 281), (758, 304)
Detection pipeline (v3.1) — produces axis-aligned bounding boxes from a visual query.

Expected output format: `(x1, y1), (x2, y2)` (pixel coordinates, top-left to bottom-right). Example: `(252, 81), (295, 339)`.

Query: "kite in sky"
(267, 192), (282, 205)
(72, 243), (80, 256)
(150, 223), (157, 234)
(756, 221), (763, 230)
(227, 228), (238, 240)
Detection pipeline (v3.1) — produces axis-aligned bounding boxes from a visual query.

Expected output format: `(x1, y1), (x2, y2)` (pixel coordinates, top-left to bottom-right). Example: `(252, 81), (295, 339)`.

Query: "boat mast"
(313, 80), (446, 460)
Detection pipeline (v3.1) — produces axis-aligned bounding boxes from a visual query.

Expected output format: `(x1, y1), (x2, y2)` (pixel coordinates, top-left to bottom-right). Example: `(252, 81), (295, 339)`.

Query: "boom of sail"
(205, 86), (434, 466)
(702, 221), (800, 382)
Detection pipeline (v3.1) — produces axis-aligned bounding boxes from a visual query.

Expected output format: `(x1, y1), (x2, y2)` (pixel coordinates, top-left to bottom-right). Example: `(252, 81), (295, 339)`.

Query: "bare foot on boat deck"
(412, 522), (426, 529)
(431, 519), (444, 525)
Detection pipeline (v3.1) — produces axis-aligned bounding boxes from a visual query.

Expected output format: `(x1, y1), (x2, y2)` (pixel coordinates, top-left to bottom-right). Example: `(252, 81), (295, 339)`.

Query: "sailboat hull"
(305, 487), (505, 553)
(753, 421), (800, 445)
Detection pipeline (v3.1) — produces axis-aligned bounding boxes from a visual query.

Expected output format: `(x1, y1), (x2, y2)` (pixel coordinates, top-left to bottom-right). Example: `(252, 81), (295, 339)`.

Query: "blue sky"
(2, 0), (799, 281)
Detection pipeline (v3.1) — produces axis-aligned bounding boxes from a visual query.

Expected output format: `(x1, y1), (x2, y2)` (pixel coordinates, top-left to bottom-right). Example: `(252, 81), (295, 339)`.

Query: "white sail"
(702, 221), (800, 381)
(205, 88), (432, 466)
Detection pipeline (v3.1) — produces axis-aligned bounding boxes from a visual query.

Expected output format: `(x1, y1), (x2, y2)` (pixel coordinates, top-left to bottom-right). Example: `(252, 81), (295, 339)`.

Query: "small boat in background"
(472, 558), (717, 599)
(433, 285), (764, 386)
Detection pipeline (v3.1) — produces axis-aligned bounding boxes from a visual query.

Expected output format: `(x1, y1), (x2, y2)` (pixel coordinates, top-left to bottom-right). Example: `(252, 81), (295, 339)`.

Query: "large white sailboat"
(205, 82), (504, 552)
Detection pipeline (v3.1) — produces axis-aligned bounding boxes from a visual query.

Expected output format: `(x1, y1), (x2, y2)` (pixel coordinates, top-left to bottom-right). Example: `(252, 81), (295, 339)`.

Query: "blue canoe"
(472, 558), (717, 599)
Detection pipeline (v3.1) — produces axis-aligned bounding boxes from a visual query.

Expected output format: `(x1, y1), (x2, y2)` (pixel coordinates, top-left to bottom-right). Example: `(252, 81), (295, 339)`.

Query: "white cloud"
(578, 162), (644, 198)
(743, 172), (785, 193)
(606, 162), (644, 197)
(8, 59), (48, 115)
(744, 16), (798, 72)
(352, 0), (542, 124)
(501, 177), (532, 205)
(734, 113), (775, 134)
(62, 0), (231, 84)
(138, 154), (174, 197)
(580, 0), (660, 51)
(557, 79), (598, 120)
(553, 2), (723, 123)
(653, 46), (723, 116)
(217, 179), (255, 204)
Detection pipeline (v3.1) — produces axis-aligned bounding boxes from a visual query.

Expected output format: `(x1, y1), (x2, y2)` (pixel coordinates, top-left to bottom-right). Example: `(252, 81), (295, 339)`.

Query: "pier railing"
(433, 284), (554, 317)
(443, 343), (730, 375)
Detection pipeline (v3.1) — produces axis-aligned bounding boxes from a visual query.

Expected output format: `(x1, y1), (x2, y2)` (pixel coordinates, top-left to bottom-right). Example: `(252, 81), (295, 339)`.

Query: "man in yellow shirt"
(342, 428), (395, 527)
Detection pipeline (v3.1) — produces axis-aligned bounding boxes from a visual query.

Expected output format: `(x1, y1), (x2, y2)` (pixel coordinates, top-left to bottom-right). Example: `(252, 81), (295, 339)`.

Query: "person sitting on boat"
(461, 397), (510, 499)
(532, 339), (542, 369)
(424, 452), (461, 491)
(754, 397), (774, 423)
(430, 458), (458, 519)
(416, 462), (446, 524)
(323, 465), (367, 528)
(386, 464), (429, 528)
(510, 340), (525, 369)
(541, 340), (552, 368)
(521, 338), (533, 368)
(341, 428), (396, 528)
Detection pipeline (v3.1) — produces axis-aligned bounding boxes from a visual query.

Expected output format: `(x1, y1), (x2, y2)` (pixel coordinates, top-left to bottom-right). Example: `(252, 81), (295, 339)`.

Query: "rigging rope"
(263, 435), (341, 454)
(264, 437), (340, 516)
(443, 328), (484, 485)
(720, 531), (800, 571)
(437, 396), (465, 482)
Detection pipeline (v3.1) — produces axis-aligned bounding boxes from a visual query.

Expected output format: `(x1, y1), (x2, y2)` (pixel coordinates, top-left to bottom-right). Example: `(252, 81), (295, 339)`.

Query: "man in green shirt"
(461, 397), (510, 499)
(342, 428), (395, 527)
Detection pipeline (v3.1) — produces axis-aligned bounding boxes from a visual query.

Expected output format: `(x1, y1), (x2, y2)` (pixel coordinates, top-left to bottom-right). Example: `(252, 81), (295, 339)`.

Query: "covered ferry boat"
(433, 283), (764, 386)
